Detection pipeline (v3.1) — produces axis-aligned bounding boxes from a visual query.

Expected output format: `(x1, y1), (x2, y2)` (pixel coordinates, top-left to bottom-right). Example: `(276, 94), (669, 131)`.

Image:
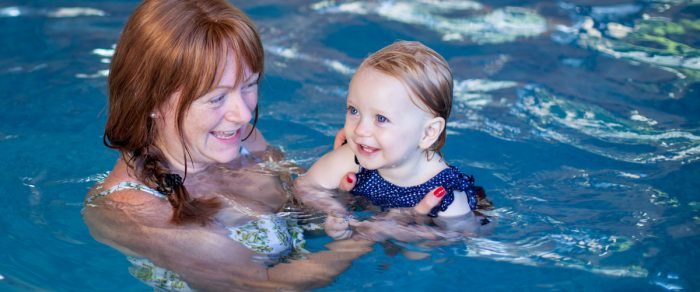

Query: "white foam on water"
(92, 48), (114, 58)
(48, 7), (105, 18)
(312, 1), (547, 44)
(515, 86), (700, 164)
(0, 6), (21, 17)
(266, 45), (355, 76)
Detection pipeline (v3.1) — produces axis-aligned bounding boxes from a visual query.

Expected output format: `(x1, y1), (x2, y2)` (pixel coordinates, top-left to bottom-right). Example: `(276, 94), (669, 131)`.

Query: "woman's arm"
(83, 189), (372, 291)
(266, 236), (374, 289)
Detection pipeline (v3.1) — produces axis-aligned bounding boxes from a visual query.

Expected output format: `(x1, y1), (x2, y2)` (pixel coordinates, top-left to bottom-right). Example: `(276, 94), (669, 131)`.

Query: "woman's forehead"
(215, 52), (257, 88)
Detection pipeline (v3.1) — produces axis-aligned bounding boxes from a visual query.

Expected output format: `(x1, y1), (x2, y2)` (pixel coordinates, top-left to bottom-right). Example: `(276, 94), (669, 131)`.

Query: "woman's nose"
(224, 93), (252, 123)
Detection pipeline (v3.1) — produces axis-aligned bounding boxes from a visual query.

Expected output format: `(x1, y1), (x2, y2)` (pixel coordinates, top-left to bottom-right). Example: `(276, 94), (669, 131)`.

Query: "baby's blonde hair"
(359, 41), (453, 154)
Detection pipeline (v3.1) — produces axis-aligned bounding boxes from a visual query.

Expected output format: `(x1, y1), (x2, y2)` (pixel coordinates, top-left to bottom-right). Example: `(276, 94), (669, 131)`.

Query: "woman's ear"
(419, 117), (445, 150)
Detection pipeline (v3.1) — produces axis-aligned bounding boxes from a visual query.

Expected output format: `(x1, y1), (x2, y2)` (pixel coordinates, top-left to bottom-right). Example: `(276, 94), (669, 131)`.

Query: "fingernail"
(346, 176), (354, 183)
(434, 186), (446, 198)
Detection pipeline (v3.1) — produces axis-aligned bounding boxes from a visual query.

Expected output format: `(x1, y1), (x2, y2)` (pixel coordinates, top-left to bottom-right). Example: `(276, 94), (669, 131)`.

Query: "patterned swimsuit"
(350, 165), (478, 217)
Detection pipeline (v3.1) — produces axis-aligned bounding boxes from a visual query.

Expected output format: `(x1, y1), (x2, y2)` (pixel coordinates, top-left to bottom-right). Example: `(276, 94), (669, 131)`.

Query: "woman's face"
(156, 52), (259, 172)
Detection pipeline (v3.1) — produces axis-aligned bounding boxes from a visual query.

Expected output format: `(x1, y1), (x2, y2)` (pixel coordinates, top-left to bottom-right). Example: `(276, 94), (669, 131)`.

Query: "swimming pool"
(1, 0), (698, 290)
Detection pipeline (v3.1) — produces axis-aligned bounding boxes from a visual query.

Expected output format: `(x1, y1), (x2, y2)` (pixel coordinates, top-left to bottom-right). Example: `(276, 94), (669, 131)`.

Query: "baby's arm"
(294, 145), (359, 238)
(434, 191), (480, 234)
(297, 144), (358, 192)
(437, 190), (471, 217)
(295, 145), (358, 238)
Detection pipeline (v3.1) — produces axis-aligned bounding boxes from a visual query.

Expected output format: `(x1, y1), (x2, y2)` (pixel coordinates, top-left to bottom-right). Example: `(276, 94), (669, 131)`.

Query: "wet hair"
(359, 41), (453, 157)
(103, 0), (264, 225)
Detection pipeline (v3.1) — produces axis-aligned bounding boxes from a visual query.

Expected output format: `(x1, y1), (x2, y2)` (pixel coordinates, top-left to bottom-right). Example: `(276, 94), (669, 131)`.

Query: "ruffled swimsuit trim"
(350, 165), (478, 217)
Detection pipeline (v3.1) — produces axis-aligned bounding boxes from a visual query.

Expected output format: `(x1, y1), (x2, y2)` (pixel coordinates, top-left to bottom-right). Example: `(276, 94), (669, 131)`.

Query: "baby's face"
(344, 67), (434, 172)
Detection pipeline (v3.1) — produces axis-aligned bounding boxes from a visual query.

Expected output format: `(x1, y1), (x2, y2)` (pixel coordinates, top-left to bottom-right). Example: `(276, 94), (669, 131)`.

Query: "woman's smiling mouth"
(211, 128), (241, 140)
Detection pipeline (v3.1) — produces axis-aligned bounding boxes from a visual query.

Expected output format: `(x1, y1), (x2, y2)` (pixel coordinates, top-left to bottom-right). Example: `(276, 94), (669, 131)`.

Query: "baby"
(296, 41), (486, 239)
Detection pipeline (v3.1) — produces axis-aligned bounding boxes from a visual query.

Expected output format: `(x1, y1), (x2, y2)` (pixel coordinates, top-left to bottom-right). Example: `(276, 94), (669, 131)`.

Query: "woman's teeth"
(212, 129), (238, 139)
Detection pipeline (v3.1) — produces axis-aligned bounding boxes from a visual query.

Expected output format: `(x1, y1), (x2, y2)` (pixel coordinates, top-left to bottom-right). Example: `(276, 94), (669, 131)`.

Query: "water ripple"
(514, 85), (700, 164)
(311, 0), (547, 43)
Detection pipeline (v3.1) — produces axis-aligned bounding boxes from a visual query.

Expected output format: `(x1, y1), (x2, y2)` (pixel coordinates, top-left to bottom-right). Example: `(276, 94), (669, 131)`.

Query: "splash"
(311, 1), (547, 43)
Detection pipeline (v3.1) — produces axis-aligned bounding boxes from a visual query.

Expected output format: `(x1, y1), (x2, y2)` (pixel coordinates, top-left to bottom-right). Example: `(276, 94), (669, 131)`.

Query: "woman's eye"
(376, 115), (389, 123)
(243, 82), (257, 91)
(209, 95), (225, 104)
(347, 106), (358, 115)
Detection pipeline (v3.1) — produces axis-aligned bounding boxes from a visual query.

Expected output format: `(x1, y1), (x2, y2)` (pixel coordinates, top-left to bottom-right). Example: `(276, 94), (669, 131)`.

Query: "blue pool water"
(1, 0), (699, 290)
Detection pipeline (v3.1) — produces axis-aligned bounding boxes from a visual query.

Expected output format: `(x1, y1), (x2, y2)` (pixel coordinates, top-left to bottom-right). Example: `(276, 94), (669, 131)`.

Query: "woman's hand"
(338, 172), (356, 192)
(348, 211), (460, 243)
(325, 214), (353, 240)
(326, 185), (451, 241)
(333, 129), (346, 150)
(413, 186), (446, 215)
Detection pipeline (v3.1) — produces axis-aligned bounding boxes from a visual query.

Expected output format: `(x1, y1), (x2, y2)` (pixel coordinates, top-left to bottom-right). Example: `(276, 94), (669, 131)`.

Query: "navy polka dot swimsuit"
(350, 165), (479, 217)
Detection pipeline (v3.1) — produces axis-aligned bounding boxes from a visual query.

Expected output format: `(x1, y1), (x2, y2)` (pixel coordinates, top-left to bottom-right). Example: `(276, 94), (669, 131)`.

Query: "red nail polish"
(434, 186), (446, 198)
(346, 176), (354, 183)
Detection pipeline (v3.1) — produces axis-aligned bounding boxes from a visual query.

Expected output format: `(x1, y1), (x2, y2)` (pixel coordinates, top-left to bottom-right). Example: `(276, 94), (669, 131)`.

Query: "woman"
(82, 0), (375, 290)
(83, 0), (443, 291)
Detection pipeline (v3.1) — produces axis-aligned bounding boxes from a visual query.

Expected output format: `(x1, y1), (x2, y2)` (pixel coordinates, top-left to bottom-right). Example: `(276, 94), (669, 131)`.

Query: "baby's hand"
(324, 214), (352, 240)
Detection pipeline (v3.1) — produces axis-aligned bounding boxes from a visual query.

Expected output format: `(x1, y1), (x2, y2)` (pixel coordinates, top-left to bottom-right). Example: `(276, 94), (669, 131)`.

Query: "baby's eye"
(347, 106), (358, 115)
(376, 115), (389, 123)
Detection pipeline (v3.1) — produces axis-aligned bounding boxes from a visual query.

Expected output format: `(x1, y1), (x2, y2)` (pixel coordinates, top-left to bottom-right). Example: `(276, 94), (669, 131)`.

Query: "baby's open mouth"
(358, 143), (379, 154)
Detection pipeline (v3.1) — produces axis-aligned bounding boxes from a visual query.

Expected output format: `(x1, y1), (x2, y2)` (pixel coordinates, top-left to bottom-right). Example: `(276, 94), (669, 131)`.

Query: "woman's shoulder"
(87, 161), (166, 206)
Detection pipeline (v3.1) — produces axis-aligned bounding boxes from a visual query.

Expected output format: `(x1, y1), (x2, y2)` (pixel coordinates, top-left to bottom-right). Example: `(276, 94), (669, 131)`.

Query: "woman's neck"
(154, 143), (208, 174)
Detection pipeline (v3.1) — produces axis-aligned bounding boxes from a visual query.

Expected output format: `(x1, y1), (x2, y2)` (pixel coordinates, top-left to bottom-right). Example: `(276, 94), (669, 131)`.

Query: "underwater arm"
(266, 235), (374, 289)
(433, 191), (482, 235)
(83, 190), (373, 291)
(437, 190), (472, 217)
(346, 187), (462, 242)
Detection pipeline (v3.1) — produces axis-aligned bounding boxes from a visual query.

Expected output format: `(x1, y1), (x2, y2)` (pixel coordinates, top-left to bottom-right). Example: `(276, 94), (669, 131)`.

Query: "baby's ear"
(419, 116), (445, 150)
